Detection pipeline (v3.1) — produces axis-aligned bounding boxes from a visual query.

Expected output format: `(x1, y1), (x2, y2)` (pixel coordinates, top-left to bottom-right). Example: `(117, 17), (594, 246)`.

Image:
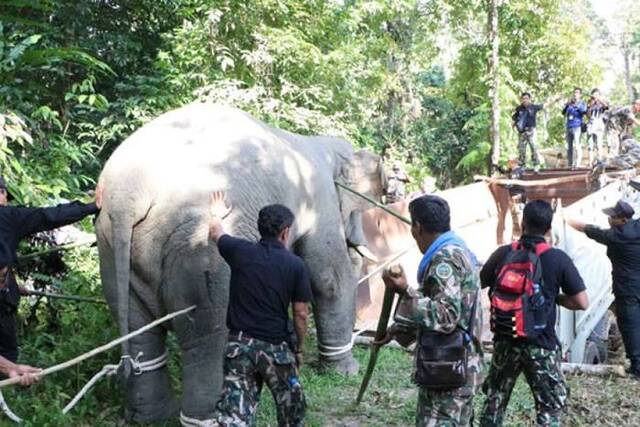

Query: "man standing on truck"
(562, 87), (588, 168)
(567, 199), (640, 378)
(512, 92), (544, 168)
(480, 200), (589, 426)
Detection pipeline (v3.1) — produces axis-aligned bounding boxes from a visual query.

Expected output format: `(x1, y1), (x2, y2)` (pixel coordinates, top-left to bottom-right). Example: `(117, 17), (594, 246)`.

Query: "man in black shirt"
(480, 200), (588, 426)
(512, 92), (544, 168)
(567, 199), (640, 377)
(209, 192), (312, 426)
(0, 175), (101, 369)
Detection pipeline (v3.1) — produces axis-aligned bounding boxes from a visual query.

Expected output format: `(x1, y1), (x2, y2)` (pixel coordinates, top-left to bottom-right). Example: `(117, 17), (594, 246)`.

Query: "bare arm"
(0, 356), (41, 386)
(557, 291), (589, 310)
(293, 302), (308, 364)
(565, 217), (587, 232)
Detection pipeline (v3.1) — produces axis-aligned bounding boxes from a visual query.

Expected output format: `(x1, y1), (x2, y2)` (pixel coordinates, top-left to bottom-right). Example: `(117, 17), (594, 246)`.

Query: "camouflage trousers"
(417, 385), (474, 427)
(214, 334), (306, 427)
(518, 129), (539, 167)
(479, 341), (568, 427)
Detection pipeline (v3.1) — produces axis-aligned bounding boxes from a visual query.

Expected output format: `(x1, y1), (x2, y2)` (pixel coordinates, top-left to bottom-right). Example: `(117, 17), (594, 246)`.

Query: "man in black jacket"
(567, 199), (640, 377)
(512, 93), (546, 168)
(0, 175), (102, 368)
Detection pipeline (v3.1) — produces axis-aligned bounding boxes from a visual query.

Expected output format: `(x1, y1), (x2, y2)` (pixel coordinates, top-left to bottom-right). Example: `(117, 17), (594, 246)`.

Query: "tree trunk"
(487, 0), (500, 174)
(622, 34), (634, 103)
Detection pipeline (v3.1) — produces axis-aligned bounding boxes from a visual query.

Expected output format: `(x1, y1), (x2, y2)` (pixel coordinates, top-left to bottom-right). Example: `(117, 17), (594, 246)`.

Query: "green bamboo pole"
(25, 290), (106, 305)
(17, 238), (96, 262)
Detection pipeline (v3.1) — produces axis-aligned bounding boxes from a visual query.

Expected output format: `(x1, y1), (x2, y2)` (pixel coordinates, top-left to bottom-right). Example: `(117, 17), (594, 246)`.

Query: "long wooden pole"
(334, 182), (411, 225)
(0, 305), (196, 388)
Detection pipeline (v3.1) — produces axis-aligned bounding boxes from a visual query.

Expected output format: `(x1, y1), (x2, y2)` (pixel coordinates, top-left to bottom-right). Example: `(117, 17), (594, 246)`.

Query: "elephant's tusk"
(354, 245), (378, 263)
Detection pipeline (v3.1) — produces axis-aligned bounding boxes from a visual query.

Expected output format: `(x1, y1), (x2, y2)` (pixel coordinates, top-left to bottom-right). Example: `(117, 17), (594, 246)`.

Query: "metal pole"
(334, 182), (411, 225)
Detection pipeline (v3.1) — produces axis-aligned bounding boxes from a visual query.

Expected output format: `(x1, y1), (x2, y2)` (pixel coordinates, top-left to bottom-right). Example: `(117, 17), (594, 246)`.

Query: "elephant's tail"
(111, 213), (135, 366)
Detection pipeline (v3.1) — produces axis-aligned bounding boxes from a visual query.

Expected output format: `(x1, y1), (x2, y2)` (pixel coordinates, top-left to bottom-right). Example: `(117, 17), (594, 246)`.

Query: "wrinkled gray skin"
(95, 104), (386, 423)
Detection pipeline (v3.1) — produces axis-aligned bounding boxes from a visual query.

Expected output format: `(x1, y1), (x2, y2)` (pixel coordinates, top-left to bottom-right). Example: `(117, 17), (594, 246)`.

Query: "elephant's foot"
(319, 353), (360, 376)
(124, 368), (179, 423)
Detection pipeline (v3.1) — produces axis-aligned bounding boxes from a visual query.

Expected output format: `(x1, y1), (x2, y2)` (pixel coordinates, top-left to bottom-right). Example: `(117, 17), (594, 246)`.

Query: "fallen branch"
(560, 362), (626, 378)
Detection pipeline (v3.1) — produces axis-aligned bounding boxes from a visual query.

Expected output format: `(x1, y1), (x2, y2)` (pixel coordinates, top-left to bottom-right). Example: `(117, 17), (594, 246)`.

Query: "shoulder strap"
(463, 288), (480, 339)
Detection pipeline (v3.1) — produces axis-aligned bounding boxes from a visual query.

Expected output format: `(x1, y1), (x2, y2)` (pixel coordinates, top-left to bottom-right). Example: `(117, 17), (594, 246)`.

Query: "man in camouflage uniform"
(479, 200), (589, 426)
(209, 194), (312, 426)
(378, 195), (484, 427)
(610, 135), (640, 170)
(386, 162), (410, 204)
(605, 100), (640, 155)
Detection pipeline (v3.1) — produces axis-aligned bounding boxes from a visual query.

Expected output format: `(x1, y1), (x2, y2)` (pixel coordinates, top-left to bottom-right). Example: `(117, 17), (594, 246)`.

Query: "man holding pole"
(0, 175), (102, 373)
(375, 195), (484, 426)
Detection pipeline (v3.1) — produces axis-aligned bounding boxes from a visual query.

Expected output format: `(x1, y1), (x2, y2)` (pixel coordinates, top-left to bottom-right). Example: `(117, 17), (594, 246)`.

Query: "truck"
(356, 169), (639, 364)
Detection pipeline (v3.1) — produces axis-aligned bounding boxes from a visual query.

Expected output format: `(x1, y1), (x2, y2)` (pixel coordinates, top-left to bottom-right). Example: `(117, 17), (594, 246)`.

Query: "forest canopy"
(1, 0), (638, 197)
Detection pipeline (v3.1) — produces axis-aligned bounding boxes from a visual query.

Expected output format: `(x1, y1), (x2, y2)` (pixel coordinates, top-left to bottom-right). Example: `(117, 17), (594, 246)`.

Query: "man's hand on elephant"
(208, 191), (232, 243)
(95, 178), (104, 210)
(210, 191), (232, 219)
(382, 266), (408, 294)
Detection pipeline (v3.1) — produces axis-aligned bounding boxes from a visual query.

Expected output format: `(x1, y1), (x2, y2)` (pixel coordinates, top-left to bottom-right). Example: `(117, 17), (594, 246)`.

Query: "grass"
(3, 247), (640, 425)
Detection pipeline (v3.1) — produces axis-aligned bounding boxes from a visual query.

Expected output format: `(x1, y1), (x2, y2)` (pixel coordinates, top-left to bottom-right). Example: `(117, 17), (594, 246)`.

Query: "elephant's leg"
(297, 230), (359, 375)
(167, 255), (229, 420)
(123, 286), (179, 422)
(97, 231), (179, 423)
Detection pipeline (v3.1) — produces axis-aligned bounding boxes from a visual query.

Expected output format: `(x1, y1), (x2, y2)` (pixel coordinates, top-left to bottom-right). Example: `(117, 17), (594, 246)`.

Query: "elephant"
(95, 103), (386, 423)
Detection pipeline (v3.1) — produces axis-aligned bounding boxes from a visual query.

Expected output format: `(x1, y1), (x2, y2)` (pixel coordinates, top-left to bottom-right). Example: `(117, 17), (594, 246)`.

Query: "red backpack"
(490, 241), (551, 340)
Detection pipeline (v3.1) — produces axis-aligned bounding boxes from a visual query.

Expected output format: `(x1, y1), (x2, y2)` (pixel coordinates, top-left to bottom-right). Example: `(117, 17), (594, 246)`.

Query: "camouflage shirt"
(393, 244), (485, 390)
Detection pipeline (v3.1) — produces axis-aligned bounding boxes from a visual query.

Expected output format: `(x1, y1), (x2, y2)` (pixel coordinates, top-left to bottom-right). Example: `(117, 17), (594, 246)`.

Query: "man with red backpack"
(479, 200), (589, 426)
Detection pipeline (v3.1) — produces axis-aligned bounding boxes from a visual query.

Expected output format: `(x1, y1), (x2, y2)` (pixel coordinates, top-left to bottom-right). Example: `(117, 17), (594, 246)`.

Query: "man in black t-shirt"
(208, 192), (312, 426)
(479, 200), (589, 427)
(567, 199), (640, 377)
(512, 92), (544, 168)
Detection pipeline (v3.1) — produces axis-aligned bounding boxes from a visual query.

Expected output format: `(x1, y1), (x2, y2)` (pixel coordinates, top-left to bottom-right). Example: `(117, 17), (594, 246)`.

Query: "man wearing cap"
(567, 199), (640, 377)
(376, 194), (484, 426)
(0, 175), (102, 371)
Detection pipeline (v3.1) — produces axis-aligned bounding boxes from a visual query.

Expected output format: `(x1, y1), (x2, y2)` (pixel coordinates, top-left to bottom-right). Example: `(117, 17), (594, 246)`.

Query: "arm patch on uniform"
(435, 263), (453, 280)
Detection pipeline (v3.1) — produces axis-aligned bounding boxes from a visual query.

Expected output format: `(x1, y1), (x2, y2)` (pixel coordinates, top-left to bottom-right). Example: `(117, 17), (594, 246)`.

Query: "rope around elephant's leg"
(0, 306), (195, 423)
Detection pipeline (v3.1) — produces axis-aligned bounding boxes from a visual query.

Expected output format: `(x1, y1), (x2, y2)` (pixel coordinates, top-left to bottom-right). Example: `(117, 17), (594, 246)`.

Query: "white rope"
(63, 351), (169, 414)
(0, 390), (22, 423)
(180, 411), (219, 426)
(318, 322), (378, 358)
(62, 363), (119, 414)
